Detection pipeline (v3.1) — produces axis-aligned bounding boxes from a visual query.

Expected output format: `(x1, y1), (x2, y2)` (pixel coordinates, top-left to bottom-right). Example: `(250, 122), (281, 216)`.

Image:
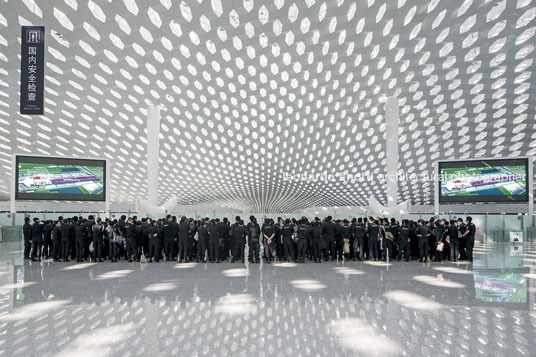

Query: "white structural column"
(146, 105), (162, 205)
(385, 96), (399, 207)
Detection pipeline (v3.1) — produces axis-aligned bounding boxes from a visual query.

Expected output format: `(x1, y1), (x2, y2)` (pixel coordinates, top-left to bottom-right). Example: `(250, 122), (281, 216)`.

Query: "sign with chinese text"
(20, 26), (45, 115)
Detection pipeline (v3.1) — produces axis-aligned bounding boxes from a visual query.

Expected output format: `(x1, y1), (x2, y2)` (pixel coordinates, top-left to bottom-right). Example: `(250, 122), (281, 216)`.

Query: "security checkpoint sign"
(20, 26), (45, 115)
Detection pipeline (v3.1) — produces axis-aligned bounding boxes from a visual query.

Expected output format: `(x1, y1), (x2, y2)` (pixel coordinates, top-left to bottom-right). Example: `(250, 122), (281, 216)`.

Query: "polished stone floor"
(0, 241), (535, 357)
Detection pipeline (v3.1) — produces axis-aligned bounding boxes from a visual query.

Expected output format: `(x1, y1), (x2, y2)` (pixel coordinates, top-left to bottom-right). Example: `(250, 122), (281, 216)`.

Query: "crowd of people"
(22, 214), (477, 264)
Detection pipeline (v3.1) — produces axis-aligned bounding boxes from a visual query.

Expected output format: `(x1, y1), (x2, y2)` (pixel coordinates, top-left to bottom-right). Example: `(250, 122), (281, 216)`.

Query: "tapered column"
(385, 96), (399, 207)
(146, 105), (161, 205)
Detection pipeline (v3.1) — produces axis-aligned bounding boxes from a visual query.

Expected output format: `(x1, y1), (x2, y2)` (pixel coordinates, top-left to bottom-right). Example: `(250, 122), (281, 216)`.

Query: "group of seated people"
(22, 214), (477, 264)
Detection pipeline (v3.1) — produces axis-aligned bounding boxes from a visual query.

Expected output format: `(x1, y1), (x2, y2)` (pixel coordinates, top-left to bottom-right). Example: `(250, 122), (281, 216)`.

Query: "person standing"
(416, 219), (429, 263)
(74, 219), (87, 262)
(322, 216), (337, 261)
(59, 219), (71, 262)
(457, 218), (467, 260)
(247, 216), (261, 263)
(447, 220), (459, 262)
(281, 219), (295, 262)
(92, 218), (104, 262)
(178, 216), (191, 263)
(262, 219), (277, 263)
(295, 220), (310, 263)
(397, 220), (410, 262)
(366, 217), (379, 261)
(353, 218), (366, 261)
(196, 221), (209, 263)
(208, 219), (220, 263)
(52, 220), (62, 262)
(23, 217), (32, 260)
(30, 218), (44, 262)
(125, 218), (136, 262)
(464, 216), (476, 262)
(231, 220), (248, 263)
(147, 219), (161, 263)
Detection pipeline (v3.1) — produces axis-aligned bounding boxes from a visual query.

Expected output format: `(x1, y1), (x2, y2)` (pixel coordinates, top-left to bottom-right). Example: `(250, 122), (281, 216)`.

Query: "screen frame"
(438, 157), (529, 203)
(15, 155), (107, 201)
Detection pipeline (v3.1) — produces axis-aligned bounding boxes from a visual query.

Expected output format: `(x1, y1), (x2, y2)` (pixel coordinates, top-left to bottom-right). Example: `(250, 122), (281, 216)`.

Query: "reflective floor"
(0, 242), (535, 357)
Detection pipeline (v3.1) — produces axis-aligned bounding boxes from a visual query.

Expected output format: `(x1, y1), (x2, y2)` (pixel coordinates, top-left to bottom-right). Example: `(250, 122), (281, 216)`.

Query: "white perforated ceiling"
(0, 0), (534, 212)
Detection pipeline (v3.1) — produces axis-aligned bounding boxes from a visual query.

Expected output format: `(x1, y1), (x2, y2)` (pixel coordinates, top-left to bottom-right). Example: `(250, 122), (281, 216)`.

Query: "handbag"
(343, 241), (350, 254)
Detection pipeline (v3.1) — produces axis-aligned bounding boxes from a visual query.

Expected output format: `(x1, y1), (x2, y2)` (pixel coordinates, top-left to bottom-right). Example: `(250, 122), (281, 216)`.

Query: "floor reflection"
(0, 241), (534, 356)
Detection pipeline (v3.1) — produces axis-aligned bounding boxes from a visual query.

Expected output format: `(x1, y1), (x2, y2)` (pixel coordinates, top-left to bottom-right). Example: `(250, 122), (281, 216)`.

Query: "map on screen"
(440, 165), (526, 197)
(17, 163), (104, 196)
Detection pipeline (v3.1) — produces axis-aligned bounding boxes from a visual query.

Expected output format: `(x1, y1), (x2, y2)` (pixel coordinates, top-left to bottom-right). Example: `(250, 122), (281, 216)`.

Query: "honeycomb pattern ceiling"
(0, 0), (535, 212)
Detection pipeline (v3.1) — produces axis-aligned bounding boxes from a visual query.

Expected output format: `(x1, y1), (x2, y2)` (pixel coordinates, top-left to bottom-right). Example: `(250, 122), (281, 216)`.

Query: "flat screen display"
(15, 156), (106, 201)
(438, 158), (529, 203)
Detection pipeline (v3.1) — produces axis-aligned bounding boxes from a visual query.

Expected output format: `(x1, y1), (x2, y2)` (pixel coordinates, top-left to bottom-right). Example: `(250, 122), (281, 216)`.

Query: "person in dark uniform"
(409, 220), (418, 260)
(162, 216), (176, 261)
(69, 217), (77, 260)
(23, 217), (32, 259)
(262, 219), (277, 263)
(310, 220), (323, 263)
(30, 217), (44, 262)
(340, 220), (352, 260)
(295, 220), (310, 263)
(74, 219), (87, 262)
(281, 219), (295, 262)
(353, 218), (366, 261)
(457, 218), (467, 260)
(397, 220), (410, 262)
(231, 220), (248, 263)
(447, 220), (459, 262)
(178, 216), (191, 263)
(416, 219), (429, 263)
(366, 217), (379, 261)
(208, 219), (220, 263)
(390, 218), (399, 259)
(92, 218), (104, 262)
(464, 216), (476, 262)
(125, 218), (136, 262)
(59, 219), (71, 262)
(220, 218), (231, 262)
(52, 220), (62, 262)
(322, 216), (337, 261)
(42, 220), (53, 259)
(146, 219), (161, 263)
(247, 216), (261, 263)
(196, 221), (209, 263)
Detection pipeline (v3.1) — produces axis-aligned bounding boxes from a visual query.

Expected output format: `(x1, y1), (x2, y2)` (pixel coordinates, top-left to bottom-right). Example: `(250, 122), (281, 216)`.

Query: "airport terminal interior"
(0, 0), (535, 356)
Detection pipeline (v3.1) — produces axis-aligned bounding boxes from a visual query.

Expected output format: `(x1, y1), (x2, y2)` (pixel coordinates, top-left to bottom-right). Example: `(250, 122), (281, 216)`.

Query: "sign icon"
(26, 30), (40, 43)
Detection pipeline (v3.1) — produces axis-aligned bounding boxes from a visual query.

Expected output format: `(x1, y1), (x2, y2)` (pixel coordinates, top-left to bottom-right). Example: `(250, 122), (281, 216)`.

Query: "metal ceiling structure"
(0, 0), (534, 212)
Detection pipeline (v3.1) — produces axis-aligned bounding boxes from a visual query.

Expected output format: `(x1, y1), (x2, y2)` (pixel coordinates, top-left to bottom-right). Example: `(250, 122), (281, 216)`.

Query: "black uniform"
(163, 221), (176, 260)
(247, 222), (261, 263)
(59, 224), (71, 261)
(125, 222), (136, 260)
(353, 223), (366, 260)
(448, 224), (459, 261)
(219, 223), (231, 261)
(147, 224), (161, 262)
(366, 222), (379, 260)
(23, 222), (32, 259)
(92, 224), (104, 261)
(397, 226), (410, 261)
(339, 225), (352, 259)
(465, 222), (476, 261)
(416, 225), (429, 261)
(262, 224), (277, 261)
(74, 223), (87, 261)
(281, 225), (295, 261)
(322, 221), (337, 260)
(178, 221), (191, 262)
(52, 225), (61, 260)
(196, 225), (209, 262)
(231, 226), (248, 263)
(296, 225), (310, 263)
(30, 222), (44, 260)
(207, 223), (220, 262)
